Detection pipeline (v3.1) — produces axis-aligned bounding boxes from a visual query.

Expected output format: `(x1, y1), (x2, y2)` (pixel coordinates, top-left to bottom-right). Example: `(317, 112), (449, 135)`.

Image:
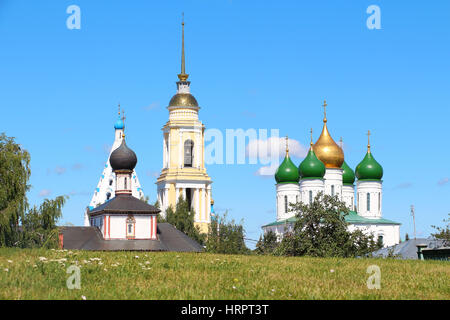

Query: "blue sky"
(1, 1), (449, 247)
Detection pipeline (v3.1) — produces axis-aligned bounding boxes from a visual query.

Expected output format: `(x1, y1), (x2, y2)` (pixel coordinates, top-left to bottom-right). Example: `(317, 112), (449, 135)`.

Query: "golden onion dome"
(313, 100), (344, 168)
(168, 93), (199, 107)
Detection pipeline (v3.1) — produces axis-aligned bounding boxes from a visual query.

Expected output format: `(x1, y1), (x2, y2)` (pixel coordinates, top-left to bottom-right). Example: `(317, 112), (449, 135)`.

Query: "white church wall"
(323, 168), (343, 199)
(348, 223), (400, 247)
(342, 185), (355, 211)
(356, 180), (382, 219)
(299, 179), (324, 205)
(276, 183), (300, 221)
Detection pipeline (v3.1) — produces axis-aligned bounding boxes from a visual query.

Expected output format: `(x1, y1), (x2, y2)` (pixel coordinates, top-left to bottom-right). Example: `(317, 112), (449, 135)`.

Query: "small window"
(309, 191), (313, 204)
(126, 216), (135, 239)
(284, 196), (288, 214)
(377, 235), (384, 246)
(367, 193), (371, 211)
(106, 192), (111, 200)
(184, 139), (194, 167)
(378, 193), (381, 212)
(109, 180), (113, 186)
(124, 177), (127, 190)
(331, 185), (335, 196)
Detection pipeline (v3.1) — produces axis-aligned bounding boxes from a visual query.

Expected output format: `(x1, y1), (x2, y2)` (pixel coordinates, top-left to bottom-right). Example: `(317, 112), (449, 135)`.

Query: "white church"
(262, 101), (400, 247)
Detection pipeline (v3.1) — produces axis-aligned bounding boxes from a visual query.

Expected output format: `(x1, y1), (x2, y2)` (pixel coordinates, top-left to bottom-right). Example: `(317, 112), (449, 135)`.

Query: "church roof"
(59, 223), (204, 252)
(89, 194), (160, 216)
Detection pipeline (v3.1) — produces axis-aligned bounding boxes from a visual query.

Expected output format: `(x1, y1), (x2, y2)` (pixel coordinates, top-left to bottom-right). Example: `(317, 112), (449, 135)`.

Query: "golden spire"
(285, 135), (289, 155)
(367, 130), (371, 153)
(339, 137), (343, 149)
(322, 100), (327, 123)
(313, 100), (344, 168)
(177, 13), (189, 82)
(310, 128), (314, 148)
(118, 103), (121, 116)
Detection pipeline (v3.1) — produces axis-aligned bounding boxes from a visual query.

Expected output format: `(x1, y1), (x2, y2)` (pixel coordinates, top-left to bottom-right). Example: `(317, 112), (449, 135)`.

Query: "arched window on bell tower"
(184, 139), (194, 167)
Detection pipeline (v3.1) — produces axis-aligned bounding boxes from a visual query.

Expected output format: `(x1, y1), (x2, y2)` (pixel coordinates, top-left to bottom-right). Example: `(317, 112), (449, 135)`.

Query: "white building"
(85, 109), (144, 226)
(262, 101), (400, 247)
(87, 137), (159, 240)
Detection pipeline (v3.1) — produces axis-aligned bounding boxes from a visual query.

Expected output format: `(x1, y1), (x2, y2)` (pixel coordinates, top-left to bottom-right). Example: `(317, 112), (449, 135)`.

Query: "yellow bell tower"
(156, 17), (212, 233)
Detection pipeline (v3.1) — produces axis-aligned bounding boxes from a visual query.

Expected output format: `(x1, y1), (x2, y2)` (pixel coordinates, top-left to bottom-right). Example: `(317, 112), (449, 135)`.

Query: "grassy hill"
(0, 248), (448, 299)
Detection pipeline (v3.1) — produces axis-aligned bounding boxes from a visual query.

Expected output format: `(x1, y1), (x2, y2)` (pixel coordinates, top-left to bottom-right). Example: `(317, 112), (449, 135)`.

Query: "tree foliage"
(0, 133), (31, 246)
(20, 196), (67, 248)
(274, 192), (380, 258)
(431, 213), (450, 246)
(255, 230), (278, 255)
(0, 133), (67, 248)
(205, 212), (250, 255)
(165, 196), (205, 245)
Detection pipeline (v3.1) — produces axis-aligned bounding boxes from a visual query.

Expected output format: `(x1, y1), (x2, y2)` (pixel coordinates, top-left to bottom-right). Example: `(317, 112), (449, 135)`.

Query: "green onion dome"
(299, 147), (326, 179)
(275, 152), (300, 184)
(341, 160), (355, 185)
(355, 143), (383, 180)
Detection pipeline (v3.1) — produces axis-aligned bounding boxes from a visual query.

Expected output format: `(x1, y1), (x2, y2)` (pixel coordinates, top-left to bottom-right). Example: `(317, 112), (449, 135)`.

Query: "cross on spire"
(322, 99), (327, 123)
(310, 128), (313, 147)
(367, 130), (371, 152)
(122, 109), (126, 128)
(285, 135), (289, 154)
(118, 103), (121, 116)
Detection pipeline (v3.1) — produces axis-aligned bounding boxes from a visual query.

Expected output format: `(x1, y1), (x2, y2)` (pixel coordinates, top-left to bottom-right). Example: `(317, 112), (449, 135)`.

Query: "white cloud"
(39, 189), (52, 197)
(247, 136), (308, 162)
(438, 177), (449, 186)
(143, 102), (160, 111)
(54, 166), (67, 175)
(249, 137), (307, 178)
(72, 163), (83, 171)
(254, 164), (278, 177)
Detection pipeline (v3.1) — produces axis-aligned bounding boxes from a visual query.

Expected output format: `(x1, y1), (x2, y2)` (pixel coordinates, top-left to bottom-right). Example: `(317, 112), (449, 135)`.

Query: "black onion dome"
(109, 140), (137, 171)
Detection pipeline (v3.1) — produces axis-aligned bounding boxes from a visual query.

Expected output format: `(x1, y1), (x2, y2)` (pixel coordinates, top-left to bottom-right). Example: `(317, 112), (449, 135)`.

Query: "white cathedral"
(262, 101), (400, 247)
(85, 109), (144, 217)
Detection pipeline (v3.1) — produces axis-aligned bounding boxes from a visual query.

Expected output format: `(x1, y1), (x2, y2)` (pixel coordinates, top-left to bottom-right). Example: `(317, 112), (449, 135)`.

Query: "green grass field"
(0, 248), (448, 300)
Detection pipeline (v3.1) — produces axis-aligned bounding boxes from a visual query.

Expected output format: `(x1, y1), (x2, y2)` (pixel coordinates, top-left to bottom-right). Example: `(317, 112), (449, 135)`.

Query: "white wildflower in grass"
(104, 268), (108, 271)
(330, 269), (335, 273)
(271, 289), (275, 292)
(3, 268), (8, 272)
(98, 262), (103, 265)
(38, 257), (47, 261)
(145, 261), (150, 265)
(81, 295), (86, 300)
(7, 260), (13, 263)
(134, 255), (139, 259)
(232, 286), (236, 290)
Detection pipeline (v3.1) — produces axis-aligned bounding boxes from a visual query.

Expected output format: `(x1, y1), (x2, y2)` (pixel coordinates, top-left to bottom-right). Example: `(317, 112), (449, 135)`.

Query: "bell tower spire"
(177, 13), (189, 82)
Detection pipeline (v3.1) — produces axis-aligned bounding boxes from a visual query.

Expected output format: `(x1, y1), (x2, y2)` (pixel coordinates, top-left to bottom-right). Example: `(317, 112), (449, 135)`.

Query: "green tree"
(0, 133), (68, 248)
(0, 133), (31, 246)
(255, 230), (278, 255)
(431, 213), (450, 246)
(165, 196), (205, 244)
(20, 196), (67, 248)
(275, 192), (379, 258)
(205, 212), (249, 254)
